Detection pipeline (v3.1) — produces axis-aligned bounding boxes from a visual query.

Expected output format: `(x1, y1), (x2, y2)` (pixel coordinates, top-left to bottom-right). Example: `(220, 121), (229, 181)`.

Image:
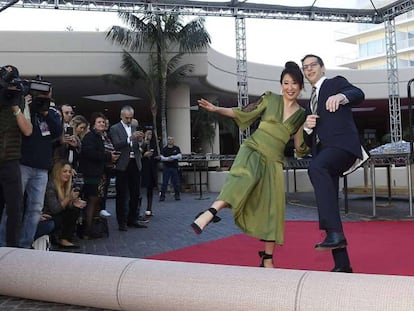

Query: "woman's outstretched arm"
(198, 98), (236, 119)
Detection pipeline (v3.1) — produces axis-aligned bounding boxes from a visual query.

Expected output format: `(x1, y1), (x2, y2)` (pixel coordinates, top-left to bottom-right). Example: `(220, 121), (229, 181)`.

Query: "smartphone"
(65, 126), (73, 136)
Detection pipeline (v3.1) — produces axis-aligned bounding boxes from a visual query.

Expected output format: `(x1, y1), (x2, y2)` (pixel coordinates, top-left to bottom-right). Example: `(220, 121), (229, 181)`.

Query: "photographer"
(18, 79), (63, 248)
(0, 65), (32, 247)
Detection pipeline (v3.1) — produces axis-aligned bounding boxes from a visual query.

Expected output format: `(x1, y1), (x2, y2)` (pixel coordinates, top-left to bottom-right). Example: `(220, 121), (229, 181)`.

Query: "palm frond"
(179, 18), (211, 52)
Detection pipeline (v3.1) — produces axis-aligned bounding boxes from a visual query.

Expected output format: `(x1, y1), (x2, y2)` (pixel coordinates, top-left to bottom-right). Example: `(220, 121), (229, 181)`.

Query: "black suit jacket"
(109, 122), (143, 172)
(78, 129), (112, 177)
(304, 76), (365, 158)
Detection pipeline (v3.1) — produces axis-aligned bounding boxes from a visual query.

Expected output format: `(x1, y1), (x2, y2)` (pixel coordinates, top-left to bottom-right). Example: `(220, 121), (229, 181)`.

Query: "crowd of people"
(0, 64), (183, 250)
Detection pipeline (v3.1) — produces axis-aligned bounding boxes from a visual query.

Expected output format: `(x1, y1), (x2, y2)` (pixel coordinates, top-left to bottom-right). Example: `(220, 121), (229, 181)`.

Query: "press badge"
(39, 121), (51, 136)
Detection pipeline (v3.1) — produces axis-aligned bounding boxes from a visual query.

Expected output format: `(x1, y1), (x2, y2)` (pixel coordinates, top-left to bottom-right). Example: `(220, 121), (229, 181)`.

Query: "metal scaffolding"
(384, 18), (402, 143)
(7, 0), (414, 23)
(235, 15), (250, 144)
(4, 0), (414, 143)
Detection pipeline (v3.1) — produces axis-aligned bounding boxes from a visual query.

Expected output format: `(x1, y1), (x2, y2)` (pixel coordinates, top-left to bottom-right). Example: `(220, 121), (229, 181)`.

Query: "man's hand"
(39, 214), (52, 222)
(325, 94), (345, 112)
(305, 114), (319, 129)
(130, 130), (144, 141)
(144, 149), (154, 158)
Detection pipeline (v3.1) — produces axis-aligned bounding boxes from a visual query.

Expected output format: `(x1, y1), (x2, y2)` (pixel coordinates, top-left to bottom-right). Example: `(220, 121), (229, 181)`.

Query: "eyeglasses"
(302, 62), (319, 71)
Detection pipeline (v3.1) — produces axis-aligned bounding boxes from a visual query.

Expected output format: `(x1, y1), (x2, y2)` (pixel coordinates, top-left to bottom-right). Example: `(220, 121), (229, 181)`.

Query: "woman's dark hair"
(90, 112), (106, 127)
(280, 61), (304, 89)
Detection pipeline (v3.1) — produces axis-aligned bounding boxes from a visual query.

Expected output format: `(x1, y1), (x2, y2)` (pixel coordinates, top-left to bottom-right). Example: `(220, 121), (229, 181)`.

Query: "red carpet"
(148, 221), (414, 276)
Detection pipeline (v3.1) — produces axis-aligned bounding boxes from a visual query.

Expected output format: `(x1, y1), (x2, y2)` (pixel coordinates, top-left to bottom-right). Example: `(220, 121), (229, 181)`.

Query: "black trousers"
(308, 146), (356, 268)
(0, 160), (23, 247)
(308, 146), (356, 231)
(115, 159), (141, 226)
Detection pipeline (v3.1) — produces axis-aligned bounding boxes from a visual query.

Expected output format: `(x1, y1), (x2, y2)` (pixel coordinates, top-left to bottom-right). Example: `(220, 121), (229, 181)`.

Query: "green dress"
(217, 92), (306, 244)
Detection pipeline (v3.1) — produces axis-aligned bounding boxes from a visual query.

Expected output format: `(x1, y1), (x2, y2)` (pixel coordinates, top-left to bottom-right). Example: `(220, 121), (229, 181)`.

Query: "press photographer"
(0, 65), (32, 247)
(17, 76), (63, 248)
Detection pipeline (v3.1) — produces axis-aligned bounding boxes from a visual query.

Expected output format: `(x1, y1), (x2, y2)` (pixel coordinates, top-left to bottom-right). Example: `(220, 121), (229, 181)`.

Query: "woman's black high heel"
(191, 207), (221, 234)
(258, 251), (273, 267)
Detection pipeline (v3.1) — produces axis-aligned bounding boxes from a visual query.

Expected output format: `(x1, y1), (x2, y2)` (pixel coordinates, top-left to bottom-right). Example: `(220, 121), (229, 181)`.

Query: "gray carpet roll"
(1, 247), (414, 310)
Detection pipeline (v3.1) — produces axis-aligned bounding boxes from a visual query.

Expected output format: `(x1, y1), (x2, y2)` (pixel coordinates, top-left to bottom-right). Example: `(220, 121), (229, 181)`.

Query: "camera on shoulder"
(0, 66), (52, 113)
(27, 75), (52, 113)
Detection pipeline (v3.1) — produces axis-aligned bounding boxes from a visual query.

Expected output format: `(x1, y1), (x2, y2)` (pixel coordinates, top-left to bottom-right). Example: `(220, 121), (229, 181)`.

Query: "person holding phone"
(40, 160), (86, 249)
(79, 112), (119, 239)
(54, 114), (88, 173)
(109, 106), (147, 231)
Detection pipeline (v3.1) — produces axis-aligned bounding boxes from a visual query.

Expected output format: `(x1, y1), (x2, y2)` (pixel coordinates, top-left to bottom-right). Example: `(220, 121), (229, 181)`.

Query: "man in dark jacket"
(19, 89), (62, 248)
(109, 105), (147, 231)
(0, 65), (33, 247)
(302, 54), (365, 273)
(159, 136), (182, 201)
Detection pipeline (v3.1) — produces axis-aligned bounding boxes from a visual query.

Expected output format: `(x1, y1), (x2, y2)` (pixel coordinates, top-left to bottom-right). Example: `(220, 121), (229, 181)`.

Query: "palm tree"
(102, 50), (194, 155)
(106, 11), (211, 146)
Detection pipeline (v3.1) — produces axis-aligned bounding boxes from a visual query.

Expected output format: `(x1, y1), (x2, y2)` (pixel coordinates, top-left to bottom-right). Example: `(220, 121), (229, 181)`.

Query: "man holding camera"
(0, 65), (32, 247)
(18, 82), (62, 248)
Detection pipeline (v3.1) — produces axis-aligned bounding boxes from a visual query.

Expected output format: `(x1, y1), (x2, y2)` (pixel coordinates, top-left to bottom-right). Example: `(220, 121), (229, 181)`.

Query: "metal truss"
(6, 0), (413, 23)
(235, 16), (250, 144)
(4, 0), (412, 144)
(384, 18), (402, 143)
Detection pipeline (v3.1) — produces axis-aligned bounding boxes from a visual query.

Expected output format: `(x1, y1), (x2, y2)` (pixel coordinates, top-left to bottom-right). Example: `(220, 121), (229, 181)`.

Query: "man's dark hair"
(301, 54), (324, 67)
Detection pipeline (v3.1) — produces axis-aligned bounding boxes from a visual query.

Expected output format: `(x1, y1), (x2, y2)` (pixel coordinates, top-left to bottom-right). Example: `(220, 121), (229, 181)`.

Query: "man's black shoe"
(331, 266), (353, 273)
(159, 196), (165, 202)
(315, 232), (347, 251)
(118, 224), (128, 231)
(174, 195), (181, 201)
(127, 221), (148, 228)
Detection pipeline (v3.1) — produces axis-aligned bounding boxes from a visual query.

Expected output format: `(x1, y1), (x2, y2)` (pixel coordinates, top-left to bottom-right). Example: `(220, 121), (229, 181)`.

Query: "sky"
(0, 7), (358, 69)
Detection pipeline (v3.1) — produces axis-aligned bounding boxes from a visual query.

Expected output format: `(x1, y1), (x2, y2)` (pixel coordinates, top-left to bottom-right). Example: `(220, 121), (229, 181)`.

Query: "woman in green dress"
(191, 61), (309, 268)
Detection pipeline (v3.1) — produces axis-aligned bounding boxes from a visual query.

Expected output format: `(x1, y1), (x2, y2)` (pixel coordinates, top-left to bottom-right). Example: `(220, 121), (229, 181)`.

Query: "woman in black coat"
(78, 112), (118, 238)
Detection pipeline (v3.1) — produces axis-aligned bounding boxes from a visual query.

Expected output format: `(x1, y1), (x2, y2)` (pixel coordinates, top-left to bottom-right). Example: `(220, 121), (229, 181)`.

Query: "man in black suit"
(109, 105), (147, 231)
(301, 54), (365, 273)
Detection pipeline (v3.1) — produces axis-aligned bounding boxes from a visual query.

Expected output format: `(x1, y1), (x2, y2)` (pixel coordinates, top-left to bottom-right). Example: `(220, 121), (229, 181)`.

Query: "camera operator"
(0, 65), (32, 247)
(18, 80), (63, 248)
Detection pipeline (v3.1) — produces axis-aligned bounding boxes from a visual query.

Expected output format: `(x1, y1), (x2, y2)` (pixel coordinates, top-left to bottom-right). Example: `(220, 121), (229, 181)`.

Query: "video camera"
(0, 66), (52, 112)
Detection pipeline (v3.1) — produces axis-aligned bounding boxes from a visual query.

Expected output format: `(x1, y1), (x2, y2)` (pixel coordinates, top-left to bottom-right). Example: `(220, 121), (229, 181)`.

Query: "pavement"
(1, 190), (413, 310)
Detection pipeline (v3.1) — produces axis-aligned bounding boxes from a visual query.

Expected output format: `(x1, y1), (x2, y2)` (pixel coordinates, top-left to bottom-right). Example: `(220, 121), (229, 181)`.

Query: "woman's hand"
(198, 98), (217, 112)
(73, 198), (86, 209)
(111, 151), (121, 163)
(70, 189), (80, 201)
